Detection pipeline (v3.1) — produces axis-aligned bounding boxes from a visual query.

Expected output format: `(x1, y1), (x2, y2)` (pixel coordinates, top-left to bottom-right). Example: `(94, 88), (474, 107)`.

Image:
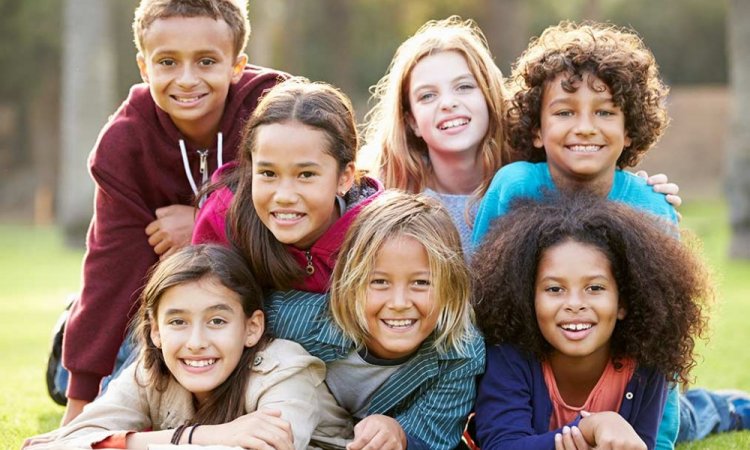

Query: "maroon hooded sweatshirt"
(63, 65), (286, 401)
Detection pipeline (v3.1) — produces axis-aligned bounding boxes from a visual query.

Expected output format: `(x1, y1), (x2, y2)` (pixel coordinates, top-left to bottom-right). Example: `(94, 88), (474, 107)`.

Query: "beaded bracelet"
(188, 424), (201, 444)
(170, 424), (188, 444)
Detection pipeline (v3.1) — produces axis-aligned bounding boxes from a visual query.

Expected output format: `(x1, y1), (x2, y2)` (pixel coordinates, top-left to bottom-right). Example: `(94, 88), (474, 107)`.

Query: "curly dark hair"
(506, 21), (669, 168)
(472, 194), (711, 384)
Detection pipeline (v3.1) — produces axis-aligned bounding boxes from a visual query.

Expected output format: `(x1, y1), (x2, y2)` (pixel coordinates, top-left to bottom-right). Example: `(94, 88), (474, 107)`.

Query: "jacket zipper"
(305, 251), (314, 275)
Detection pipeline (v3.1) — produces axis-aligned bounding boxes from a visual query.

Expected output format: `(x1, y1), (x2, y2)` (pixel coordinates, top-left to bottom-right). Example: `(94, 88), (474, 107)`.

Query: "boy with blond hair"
(60, 0), (286, 423)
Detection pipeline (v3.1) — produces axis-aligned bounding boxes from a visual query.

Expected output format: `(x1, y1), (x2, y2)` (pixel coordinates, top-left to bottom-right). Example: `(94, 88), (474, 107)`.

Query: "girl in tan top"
(24, 245), (343, 449)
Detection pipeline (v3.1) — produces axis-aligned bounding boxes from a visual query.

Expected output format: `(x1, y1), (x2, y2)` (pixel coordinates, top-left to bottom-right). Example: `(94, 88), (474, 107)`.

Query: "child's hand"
(346, 414), (406, 450)
(578, 411), (647, 450)
(635, 170), (682, 209)
(145, 205), (196, 259)
(555, 425), (593, 450)
(196, 409), (294, 450)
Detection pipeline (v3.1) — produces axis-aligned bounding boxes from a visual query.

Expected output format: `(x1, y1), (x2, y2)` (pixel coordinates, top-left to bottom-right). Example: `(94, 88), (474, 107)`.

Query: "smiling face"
(150, 277), (263, 405)
(534, 72), (631, 194)
(251, 121), (355, 250)
(136, 16), (247, 146)
(364, 235), (440, 360)
(407, 50), (490, 160)
(534, 239), (625, 368)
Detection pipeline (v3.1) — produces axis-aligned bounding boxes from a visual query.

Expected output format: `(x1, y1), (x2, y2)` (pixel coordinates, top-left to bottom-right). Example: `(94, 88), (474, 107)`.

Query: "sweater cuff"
(67, 371), (104, 402)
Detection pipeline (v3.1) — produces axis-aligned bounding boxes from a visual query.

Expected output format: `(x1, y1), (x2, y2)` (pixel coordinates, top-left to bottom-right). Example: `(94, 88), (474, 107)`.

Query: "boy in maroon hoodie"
(60, 0), (286, 424)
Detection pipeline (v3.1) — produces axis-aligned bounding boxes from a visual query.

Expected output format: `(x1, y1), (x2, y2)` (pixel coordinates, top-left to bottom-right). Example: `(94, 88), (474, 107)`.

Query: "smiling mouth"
(566, 145), (602, 153)
(182, 358), (216, 368)
(560, 323), (593, 331)
(438, 118), (470, 130)
(382, 319), (416, 329)
(272, 212), (305, 221)
(171, 93), (208, 103)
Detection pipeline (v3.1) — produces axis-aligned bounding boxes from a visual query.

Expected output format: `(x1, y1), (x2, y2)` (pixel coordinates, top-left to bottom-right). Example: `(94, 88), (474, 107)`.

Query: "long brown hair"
(225, 77), (359, 290)
(136, 244), (269, 424)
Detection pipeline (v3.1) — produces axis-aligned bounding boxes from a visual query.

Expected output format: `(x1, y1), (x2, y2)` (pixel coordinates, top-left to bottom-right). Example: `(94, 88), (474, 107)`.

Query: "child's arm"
(191, 185), (233, 245)
(23, 365), (152, 449)
(475, 344), (580, 450)
(635, 171), (682, 209)
(347, 414), (407, 450)
(145, 204), (197, 259)
(576, 411), (647, 449)
(388, 339), (486, 450)
(124, 410), (294, 449)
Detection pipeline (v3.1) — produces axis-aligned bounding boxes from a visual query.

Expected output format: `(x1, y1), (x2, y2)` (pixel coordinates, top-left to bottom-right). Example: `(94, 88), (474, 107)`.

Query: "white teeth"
(383, 319), (416, 328)
(274, 212), (302, 220)
(174, 95), (203, 103)
(183, 358), (216, 367)
(567, 145), (601, 153)
(439, 118), (469, 130)
(561, 323), (592, 331)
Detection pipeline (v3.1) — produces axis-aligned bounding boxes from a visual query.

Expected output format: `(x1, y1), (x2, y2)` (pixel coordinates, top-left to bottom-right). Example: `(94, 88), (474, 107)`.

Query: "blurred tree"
(0, 0), (61, 222)
(726, 0), (750, 259)
(59, 0), (117, 245)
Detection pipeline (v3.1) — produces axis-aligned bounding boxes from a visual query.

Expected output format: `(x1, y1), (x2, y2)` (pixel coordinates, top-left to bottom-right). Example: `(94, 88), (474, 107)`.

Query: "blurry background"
(0, 0), (742, 246)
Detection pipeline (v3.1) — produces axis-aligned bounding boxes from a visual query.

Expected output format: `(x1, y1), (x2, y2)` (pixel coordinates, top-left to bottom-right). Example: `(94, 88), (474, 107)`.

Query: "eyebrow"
(411, 74), (476, 92)
(254, 161), (323, 169)
(162, 303), (235, 316)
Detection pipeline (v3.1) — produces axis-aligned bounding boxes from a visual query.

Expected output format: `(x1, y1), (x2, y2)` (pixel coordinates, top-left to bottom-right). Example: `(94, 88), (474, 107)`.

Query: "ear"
(624, 134), (632, 149)
(150, 322), (162, 349)
(231, 53), (248, 83)
(337, 162), (356, 195)
(617, 307), (627, 320)
(244, 310), (265, 347)
(533, 128), (543, 148)
(136, 53), (149, 84)
(407, 113), (421, 138)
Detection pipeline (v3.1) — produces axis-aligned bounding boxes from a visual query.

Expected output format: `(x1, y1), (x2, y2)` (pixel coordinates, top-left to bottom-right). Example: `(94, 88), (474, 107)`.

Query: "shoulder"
(484, 161), (550, 201)
(89, 85), (159, 171)
(234, 65), (290, 101)
(611, 171), (678, 224)
(439, 327), (486, 374)
(255, 339), (326, 376)
(485, 343), (538, 375)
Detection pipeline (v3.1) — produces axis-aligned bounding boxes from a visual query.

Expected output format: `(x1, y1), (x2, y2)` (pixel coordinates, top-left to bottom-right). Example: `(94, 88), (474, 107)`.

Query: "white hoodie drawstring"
(179, 131), (223, 207)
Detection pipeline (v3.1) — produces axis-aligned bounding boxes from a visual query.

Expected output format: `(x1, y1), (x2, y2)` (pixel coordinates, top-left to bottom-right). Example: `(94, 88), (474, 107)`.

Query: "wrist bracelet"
(188, 424), (200, 444)
(170, 424), (188, 444)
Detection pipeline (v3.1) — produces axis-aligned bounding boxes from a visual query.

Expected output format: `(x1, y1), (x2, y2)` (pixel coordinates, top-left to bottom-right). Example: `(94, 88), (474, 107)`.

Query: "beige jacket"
(25, 339), (352, 450)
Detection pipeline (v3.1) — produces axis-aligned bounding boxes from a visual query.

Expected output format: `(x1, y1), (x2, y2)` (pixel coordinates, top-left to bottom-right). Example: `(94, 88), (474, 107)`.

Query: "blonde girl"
(265, 190), (484, 450)
(24, 245), (340, 449)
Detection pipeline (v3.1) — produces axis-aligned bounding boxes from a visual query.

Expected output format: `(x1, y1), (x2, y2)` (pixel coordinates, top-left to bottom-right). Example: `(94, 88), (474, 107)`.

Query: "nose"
(186, 325), (208, 352)
(440, 93), (459, 111)
(573, 112), (596, 136)
(564, 292), (588, 313)
(273, 178), (299, 205)
(389, 286), (412, 310)
(176, 64), (199, 88)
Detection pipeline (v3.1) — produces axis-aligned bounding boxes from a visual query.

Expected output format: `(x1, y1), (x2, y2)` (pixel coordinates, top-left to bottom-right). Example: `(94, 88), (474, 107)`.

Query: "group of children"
(26, 0), (750, 449)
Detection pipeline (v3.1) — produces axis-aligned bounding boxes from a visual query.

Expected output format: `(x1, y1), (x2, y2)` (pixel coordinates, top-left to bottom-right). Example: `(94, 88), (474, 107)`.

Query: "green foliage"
(0, 0), (61, 102)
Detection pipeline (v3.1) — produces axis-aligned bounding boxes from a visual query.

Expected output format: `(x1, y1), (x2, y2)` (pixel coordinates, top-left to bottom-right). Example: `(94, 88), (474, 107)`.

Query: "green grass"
(2, 200), (750, 449)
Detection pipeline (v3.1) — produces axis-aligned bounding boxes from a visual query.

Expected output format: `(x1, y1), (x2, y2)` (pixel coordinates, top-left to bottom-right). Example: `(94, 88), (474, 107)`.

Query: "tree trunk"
(726, 0), (750, 259)
(59, 0), (116, 246)
(477, 0), (528, 77)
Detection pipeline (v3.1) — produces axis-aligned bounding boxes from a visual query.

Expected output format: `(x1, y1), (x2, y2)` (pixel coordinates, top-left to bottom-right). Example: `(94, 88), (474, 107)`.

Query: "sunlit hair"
(472, 194), (711, 385)
(223, 77), (358, 290)
(330, 190), (474, 355)
(135, 244), (269, 424)
(133, 0), (249, 57)
(506, 21), (669, 167)
(364, 16), (509, 198)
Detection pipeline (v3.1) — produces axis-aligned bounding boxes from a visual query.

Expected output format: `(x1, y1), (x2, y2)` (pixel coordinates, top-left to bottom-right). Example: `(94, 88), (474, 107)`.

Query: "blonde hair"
(330, 190), (474, 355)
(364, 16), (509, 198)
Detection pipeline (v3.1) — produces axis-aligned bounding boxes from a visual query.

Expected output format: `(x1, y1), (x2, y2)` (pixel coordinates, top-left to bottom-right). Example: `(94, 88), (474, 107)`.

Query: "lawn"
(2, 200), (749, 449)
